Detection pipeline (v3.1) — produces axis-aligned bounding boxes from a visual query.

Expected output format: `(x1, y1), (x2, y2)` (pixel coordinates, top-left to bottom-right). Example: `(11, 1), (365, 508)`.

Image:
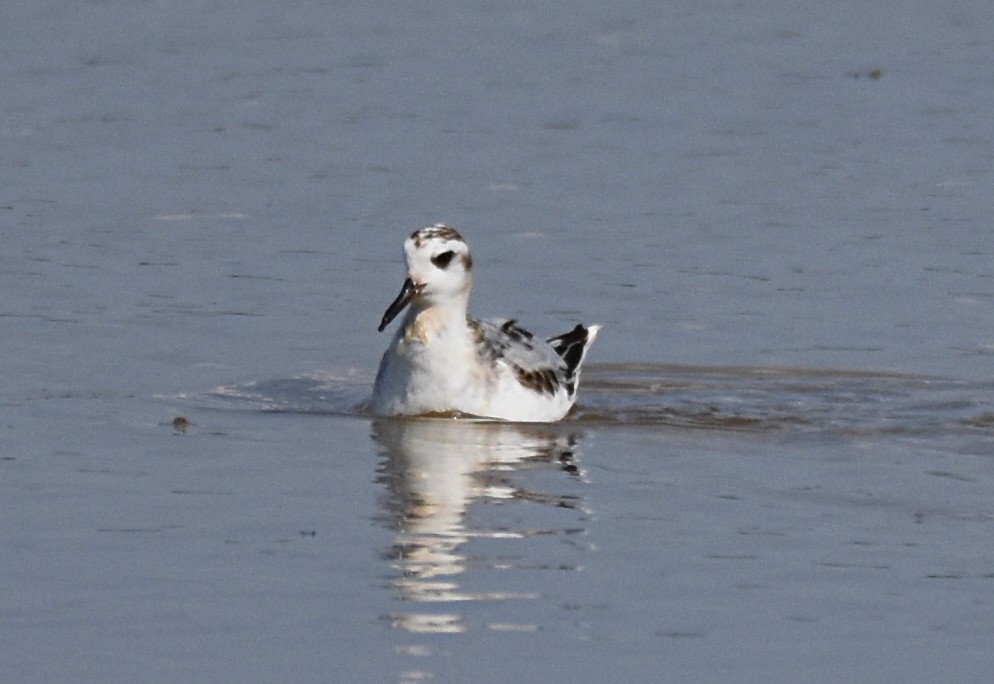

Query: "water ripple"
(183, 363), (994, 440)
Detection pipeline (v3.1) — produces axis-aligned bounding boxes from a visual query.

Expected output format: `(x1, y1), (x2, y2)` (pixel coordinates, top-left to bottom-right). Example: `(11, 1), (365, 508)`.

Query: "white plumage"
(371, 225), (600, 422)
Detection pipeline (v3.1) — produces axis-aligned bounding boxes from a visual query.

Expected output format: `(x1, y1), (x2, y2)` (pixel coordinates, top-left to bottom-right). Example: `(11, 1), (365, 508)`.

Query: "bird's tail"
(547, 324), (601, 382)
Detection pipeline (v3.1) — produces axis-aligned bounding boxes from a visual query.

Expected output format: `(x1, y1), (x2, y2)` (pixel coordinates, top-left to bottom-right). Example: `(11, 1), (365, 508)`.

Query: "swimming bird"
(371, 224), (600, 422)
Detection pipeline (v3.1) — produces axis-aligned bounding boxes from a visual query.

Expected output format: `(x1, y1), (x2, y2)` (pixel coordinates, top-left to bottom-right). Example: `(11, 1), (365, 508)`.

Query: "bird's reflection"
(371, 417), (587, 634)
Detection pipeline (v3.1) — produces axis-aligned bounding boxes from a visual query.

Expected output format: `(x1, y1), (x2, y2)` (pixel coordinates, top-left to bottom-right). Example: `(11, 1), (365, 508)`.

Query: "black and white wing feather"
(470, 318), (597, 397)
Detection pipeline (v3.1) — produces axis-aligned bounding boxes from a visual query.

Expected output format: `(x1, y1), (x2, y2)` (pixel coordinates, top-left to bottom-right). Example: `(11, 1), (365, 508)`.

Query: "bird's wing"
(472, 318), (567, 374)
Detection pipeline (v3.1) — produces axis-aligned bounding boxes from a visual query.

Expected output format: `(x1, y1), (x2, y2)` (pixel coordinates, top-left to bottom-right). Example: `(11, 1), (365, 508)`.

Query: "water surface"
(3, 1), (994, 682)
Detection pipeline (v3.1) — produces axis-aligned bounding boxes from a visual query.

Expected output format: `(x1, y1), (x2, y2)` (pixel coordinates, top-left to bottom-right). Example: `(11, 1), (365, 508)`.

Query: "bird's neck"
(402, 296), (470, 346)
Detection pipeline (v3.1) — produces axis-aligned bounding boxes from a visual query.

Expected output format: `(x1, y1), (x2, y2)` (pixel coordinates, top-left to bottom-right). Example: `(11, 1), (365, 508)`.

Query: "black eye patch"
(431, 251), (456, 269)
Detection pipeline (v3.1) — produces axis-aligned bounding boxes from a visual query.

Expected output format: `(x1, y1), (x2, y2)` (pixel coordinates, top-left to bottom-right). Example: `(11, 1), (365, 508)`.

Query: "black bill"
(377, 278), (423, 332)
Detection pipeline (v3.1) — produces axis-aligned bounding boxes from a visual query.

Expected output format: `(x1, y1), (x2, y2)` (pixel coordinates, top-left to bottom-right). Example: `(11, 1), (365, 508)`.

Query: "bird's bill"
(377, 278), (423, 332)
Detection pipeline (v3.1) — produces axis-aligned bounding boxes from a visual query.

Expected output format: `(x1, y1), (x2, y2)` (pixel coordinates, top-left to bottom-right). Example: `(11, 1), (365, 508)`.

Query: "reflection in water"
(371, 418), (587, 636)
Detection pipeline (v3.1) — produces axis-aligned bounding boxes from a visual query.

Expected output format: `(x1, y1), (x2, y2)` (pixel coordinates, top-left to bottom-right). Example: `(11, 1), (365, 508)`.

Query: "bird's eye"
(431, 251), (455, 269)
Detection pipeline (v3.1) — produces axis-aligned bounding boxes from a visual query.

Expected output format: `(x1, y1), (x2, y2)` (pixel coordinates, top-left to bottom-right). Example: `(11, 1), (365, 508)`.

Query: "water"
(3, 1), (994, 682)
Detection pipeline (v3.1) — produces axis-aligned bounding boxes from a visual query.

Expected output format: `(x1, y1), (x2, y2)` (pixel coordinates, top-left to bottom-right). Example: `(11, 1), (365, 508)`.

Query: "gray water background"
(3, 1), (994, 682)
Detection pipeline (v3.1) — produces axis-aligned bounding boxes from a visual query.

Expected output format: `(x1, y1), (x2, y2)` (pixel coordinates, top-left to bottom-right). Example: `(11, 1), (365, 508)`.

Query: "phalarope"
(371, 225), (600, 422)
